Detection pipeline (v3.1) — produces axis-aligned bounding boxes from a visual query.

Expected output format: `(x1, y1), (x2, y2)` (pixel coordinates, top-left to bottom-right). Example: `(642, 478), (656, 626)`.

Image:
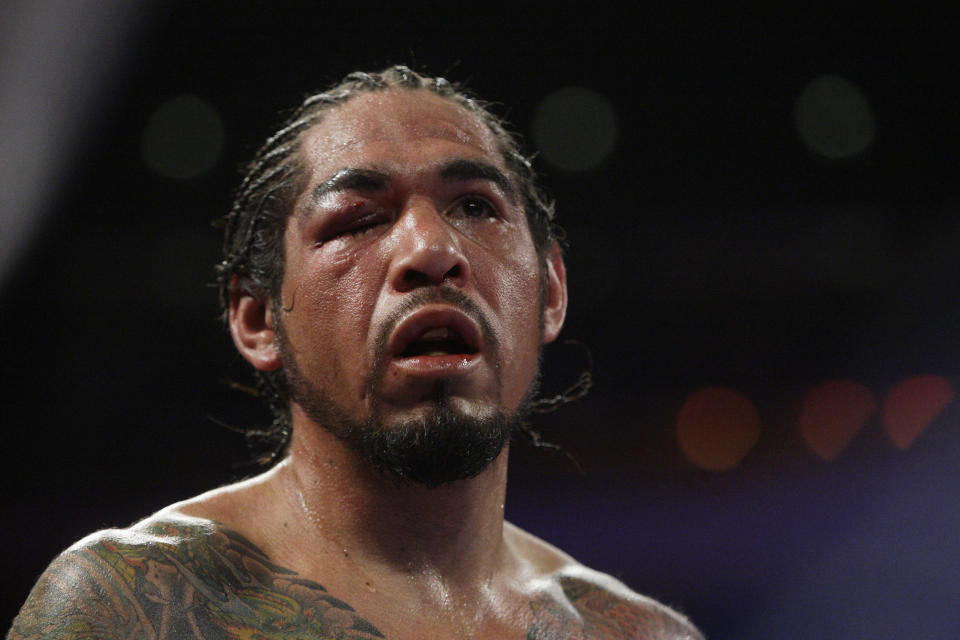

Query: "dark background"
(4, 3), (960, 637)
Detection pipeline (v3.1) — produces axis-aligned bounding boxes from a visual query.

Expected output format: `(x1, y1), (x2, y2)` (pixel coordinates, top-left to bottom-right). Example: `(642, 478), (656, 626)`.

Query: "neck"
(278, 408), (511, 589)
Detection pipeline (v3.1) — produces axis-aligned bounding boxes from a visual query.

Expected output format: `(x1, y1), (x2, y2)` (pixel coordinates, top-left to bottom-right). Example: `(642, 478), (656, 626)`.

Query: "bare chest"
(13, 521), (687, 640)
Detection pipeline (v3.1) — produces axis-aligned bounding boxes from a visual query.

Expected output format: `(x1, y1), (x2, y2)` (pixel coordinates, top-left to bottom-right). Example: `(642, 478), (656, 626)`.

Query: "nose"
(387, 197), (470, 292)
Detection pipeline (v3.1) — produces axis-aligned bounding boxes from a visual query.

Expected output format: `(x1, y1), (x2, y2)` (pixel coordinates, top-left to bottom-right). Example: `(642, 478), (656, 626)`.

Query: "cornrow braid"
(215, 65), (562, 464)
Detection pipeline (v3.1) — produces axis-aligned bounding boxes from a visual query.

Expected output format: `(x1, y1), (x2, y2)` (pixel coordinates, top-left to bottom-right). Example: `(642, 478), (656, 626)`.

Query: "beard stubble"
(278, 287), (541, 487)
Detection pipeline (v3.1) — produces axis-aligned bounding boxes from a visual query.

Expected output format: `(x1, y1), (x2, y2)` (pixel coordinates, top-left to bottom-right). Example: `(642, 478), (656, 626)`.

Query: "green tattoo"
(10, 520), (384, 640)
(10, 520), (698, 640)
(527, 577), (701, 640)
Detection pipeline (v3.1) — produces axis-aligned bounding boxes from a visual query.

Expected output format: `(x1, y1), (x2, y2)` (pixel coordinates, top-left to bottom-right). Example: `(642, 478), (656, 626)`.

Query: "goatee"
(278, 287), (535, 487)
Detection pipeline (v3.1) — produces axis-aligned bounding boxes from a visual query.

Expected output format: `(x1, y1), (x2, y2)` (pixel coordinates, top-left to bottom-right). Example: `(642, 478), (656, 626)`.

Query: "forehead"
(297, 89), (505, 178)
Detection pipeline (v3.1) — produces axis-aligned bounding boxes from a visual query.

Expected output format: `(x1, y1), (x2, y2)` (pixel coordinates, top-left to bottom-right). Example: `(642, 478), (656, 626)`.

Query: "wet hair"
(215, 65), (563, 462)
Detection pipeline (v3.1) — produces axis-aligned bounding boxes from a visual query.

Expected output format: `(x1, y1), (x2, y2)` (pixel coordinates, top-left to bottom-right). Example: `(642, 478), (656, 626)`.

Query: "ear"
(541, 241), (568, 345)
(229, 278), (282, 371)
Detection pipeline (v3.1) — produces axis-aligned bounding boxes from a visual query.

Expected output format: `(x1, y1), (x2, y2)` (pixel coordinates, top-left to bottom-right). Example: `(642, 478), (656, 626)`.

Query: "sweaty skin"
(10, 514), (700, 640)
(9, 88), (703, 640)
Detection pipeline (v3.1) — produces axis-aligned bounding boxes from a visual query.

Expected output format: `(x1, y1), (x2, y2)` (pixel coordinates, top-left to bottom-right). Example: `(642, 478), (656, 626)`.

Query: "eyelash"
(452, 195), (498, 219)
(325, 194), (499, 242)
(341, 212), (387, 236)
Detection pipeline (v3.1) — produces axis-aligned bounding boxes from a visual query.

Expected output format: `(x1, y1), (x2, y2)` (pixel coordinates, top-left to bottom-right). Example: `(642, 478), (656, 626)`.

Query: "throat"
(284, 428), (511, 578)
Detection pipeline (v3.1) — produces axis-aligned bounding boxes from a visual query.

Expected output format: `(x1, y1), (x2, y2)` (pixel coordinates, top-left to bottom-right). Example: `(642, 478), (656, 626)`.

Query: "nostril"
(400, 263), (464, 289)
(390, 231), (469, 291)
(402, 269), (432, 287)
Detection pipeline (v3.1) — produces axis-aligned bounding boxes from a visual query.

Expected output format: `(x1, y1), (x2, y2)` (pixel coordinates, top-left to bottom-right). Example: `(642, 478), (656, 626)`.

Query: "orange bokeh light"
(676, 387), (760, 471)
(882, 375), (955, 449)
(798, 379), (876, 461)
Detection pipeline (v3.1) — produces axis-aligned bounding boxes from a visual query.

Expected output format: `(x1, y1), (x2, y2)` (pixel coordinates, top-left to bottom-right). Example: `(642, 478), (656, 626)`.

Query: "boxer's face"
(232, 88), (567, 483)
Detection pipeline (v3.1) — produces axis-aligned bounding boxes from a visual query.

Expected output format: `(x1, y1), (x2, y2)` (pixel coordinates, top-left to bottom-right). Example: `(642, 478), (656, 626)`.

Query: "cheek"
(473, 244), (544, 404)
(307, 242), (383, 316)
(477, 236), (542, 331)
(287, 245), (384, 386)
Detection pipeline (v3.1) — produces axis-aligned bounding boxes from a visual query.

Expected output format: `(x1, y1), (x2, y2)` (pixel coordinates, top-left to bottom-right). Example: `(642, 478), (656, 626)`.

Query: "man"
(10, 66), (702, 639)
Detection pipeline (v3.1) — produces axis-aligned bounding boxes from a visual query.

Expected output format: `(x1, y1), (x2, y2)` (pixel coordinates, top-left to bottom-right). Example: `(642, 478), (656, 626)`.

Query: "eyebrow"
(309, 159), (516, 203)
(311, 168), (391, 201)
(438, 159), (516, 198)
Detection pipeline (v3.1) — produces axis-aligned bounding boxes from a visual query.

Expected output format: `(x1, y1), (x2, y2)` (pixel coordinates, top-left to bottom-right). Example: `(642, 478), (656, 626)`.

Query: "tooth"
(419, 327), (454, 341)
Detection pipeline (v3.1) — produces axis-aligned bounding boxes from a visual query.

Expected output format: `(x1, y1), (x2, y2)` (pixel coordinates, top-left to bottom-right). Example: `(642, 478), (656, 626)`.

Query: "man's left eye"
(455, 197), (496, 218)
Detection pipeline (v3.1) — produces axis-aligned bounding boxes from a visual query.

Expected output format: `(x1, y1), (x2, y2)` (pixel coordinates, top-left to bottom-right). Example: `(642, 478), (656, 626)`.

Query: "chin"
(380, 390), (501, 426)
(292, 378), (516, 487)
(354, 391), (515, 487)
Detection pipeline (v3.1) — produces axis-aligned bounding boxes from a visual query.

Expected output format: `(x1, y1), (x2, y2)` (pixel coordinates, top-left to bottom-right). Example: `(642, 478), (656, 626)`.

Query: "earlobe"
(229, 280), (282, 371)
(541, 242), (568, 345)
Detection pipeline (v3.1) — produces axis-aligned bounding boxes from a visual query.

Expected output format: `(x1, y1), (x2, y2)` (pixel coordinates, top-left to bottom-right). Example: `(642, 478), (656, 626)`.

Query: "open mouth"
(388, 307), (484, 362)
(399, 326), (479, 358)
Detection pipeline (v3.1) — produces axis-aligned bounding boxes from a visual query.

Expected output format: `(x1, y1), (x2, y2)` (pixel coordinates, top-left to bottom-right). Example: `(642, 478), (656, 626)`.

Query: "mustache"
(370, 286), (499, 371)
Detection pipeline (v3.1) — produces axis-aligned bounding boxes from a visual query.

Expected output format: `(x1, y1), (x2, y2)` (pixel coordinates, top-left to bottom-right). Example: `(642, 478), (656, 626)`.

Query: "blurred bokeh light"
(882, 374), (954, 449)
(794, 74), (875, 159)
(141, 94), (225, 180)
(531, 86), (618, 171)
(798, 379), (876, 460)
(676, 387), (760, 471)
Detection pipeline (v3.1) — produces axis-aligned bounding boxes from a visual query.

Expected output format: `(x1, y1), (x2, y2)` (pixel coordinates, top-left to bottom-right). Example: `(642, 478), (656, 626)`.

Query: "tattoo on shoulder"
(9, 520), (385, 640)
(11, 521), (699, 640)
(526, 576), (701, 640)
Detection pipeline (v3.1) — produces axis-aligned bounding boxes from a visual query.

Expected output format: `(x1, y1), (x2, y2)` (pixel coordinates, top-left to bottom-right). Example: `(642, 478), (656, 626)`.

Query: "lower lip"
(388, 353), (481, 377)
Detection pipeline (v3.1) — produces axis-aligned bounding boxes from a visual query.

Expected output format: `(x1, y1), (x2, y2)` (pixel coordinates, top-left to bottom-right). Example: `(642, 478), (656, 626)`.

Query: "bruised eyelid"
(299, 197), (386, 242)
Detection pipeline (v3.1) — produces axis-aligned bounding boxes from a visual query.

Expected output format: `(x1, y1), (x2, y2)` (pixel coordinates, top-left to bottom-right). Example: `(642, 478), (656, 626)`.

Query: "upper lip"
(387, 306), (483, 358)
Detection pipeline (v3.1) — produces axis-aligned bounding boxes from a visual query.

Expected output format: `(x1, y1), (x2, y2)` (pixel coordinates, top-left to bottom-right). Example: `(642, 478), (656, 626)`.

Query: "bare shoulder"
(507, 523), (704, 640)
(8, 515), (384, 640)
(8, 517), (208, 639)
(534, 565), (705, 640)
